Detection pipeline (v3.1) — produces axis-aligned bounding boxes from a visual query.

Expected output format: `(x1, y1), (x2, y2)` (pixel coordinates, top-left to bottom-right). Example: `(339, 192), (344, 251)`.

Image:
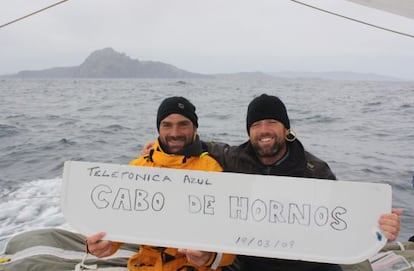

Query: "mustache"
(256, 132), (275, 139)
(166, 135), (186, 141)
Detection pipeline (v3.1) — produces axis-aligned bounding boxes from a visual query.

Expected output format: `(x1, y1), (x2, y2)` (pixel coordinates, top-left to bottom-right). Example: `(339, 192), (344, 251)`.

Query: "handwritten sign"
(61, 161), (391, 264)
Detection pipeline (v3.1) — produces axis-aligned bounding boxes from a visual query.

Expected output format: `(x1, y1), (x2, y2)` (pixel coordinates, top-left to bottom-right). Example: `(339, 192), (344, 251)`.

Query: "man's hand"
(178, 249), (212, 266)
(141, 142), (154, 156)
(86, 232), (114, 258)
(379, 209), (403, 241)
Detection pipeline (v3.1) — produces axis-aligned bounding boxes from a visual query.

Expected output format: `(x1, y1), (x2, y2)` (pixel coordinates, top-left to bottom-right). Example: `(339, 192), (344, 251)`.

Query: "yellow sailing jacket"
(112, 138), (234, 271)
(129, 138), (223, 171)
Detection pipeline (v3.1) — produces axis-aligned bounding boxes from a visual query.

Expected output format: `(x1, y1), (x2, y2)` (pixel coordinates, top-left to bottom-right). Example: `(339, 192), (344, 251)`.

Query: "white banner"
(61, 161), (391, 264)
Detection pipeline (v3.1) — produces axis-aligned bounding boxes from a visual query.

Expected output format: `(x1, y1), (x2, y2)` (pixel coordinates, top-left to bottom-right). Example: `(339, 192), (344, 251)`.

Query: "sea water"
(0, 78), (413, 251)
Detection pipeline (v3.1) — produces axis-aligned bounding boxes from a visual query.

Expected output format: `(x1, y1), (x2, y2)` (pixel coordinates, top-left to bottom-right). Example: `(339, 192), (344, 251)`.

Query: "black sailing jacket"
(207, 139), (340, 271)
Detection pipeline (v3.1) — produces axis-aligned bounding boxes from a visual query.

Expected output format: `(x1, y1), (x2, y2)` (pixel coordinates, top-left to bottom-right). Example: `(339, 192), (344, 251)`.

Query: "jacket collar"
(148, 136), (204, 166)
(245, 139), (308, 176)
(157, 135), (203, 156)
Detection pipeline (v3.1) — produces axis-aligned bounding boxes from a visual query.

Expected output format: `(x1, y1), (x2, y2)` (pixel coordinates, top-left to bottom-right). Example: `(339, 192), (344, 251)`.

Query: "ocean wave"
(168, 80), (189, 86)
(203, 113), (232, 120)
(0, 124), (21, 138)
(300, 114), (340, 124)
(364, 101), (382, 106)
(58, 138), (76, 145)
(5, 114), (26, 119)
(401, 103), (413, 109)
(0, 178), (66, 250)
(94, 124), (132, 135)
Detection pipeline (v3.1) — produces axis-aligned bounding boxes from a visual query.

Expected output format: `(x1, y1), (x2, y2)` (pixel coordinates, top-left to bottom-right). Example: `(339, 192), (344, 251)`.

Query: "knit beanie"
(156, 96), (198, 131)
(246, 94), (290, 133)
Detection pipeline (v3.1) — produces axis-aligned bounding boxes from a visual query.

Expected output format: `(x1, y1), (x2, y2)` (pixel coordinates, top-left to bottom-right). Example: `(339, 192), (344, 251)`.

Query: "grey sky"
(2, 0), (414, 80)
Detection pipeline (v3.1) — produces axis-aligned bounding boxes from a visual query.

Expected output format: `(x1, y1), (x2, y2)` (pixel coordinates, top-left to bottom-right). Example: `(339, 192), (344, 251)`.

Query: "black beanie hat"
(246, 94), (290, 133)
(156, 96), (198, 131)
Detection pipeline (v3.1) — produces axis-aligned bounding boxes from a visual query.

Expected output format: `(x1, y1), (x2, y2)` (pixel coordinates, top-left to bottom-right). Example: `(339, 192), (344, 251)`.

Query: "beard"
(163, 135), (190, 153)
(251, 133), (285, 158)
(252, 142), (282, 157)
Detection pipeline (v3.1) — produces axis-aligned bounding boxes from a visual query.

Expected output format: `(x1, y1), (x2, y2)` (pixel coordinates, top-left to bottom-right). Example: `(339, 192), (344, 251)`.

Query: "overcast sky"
(1, 0), (414, 80)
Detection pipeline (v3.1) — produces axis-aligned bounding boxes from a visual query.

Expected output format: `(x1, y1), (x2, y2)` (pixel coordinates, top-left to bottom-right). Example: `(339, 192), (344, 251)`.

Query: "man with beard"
(86, 96), (235, 271)
(207, 93), (401, 271)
